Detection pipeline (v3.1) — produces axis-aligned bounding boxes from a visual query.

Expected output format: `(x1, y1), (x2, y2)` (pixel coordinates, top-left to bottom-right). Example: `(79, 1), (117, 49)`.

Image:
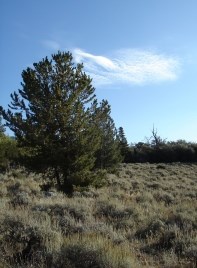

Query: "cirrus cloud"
(42, 40), (60, 51)
(73, 48), (180, 87)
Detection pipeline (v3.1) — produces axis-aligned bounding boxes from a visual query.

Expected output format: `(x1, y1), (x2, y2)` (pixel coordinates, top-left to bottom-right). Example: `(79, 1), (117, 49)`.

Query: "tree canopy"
(0, 51), (121, 192)
(117, 127), (130, 162)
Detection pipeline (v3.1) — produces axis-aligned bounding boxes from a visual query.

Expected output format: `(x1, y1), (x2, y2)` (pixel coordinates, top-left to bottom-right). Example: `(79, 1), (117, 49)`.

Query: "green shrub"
(0, 134), (18, 171)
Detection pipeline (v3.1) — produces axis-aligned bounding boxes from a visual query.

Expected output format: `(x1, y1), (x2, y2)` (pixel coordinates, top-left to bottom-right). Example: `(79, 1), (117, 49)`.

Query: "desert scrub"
(52, 233), (141, 268)
(0, 210), (63, 267)
(33, 195), (94, 222)
(95, 200), (136, 221)
(134, 218), (166, 239)
(135, 191), (154, 204)
(153, 190), (175, 205)
(5, 169), (41, 199)
(9, 191), (31, 207)
(0, 164), (197, 267)
(0, 181), (7, 197)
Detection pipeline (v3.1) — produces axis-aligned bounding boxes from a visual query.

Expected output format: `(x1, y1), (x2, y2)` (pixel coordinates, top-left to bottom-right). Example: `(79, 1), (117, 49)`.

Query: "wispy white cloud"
(73, 48), (180, 87)
(42, 40), (60, 51)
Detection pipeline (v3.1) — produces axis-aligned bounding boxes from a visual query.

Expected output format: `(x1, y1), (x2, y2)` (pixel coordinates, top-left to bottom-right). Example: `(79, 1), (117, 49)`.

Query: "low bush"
(0, 164), (196, 267)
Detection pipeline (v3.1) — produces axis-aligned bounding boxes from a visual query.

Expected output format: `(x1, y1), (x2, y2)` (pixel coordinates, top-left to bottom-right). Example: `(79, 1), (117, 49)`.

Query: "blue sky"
(1, 0), (197, 143)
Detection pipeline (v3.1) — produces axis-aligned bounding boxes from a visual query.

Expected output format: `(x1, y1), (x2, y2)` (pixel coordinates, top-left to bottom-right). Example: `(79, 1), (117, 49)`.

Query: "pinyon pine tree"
(117, 127), (130, 162)
(0, 51), (120, 192)
(94, 100), (121, 169)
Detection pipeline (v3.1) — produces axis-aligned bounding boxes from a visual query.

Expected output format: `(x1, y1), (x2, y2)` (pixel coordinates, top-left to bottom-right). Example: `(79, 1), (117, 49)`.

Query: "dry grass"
(0, 163), (196, 267)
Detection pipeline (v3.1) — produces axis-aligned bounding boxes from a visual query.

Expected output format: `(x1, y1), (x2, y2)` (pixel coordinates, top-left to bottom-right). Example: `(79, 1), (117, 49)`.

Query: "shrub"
(135, 219), (165, 239)
(0, 134), (18, 171)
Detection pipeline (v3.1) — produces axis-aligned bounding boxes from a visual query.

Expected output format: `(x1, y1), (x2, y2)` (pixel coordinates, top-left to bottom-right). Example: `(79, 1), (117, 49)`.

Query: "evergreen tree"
(117, 127), (130, 162)
(94, 100), (121, 169)
(0, 51), (116, 192)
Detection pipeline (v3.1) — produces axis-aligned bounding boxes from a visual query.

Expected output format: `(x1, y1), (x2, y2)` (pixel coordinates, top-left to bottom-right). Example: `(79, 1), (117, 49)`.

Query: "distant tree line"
(0, 51), (196, 194)
(118, 127), (197, 163)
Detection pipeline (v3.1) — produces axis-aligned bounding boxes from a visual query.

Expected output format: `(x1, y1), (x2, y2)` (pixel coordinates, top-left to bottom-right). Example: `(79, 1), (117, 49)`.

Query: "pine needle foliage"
(0, 51), (120, 192)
